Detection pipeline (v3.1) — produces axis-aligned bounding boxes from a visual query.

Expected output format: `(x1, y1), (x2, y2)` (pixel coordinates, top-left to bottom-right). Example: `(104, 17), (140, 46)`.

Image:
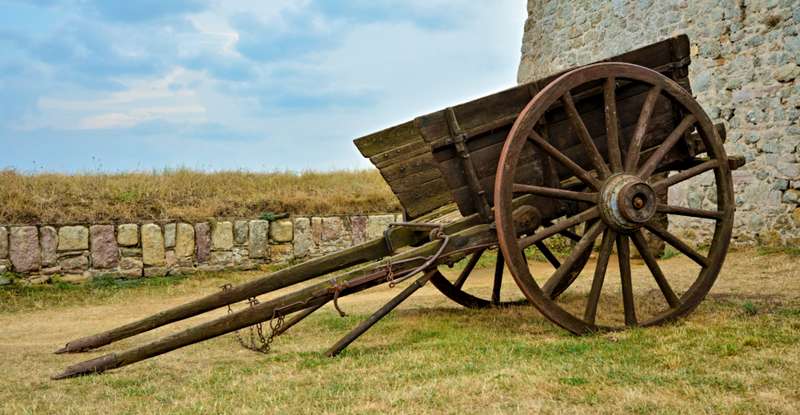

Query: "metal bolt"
(633, 195), (646, 209)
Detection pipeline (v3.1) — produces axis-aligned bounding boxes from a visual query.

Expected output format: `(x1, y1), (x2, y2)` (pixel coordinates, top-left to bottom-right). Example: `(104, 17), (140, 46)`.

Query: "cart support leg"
(274, 301), (328, 337)
(492, 252), (504, 305)
(325, 269), (437, 357)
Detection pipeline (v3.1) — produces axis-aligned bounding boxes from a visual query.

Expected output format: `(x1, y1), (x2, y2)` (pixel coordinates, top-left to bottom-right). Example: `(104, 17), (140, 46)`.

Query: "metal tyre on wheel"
(494, 62), (734, 334)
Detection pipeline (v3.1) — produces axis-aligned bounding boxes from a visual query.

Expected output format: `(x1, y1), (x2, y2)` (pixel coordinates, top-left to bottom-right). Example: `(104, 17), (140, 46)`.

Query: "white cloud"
(2, 0), (528, 172)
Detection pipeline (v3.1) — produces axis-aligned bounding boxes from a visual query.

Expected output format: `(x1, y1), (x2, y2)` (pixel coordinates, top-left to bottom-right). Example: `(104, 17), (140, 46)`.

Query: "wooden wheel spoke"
(513, 183), (597, 203)
(624, 86), (662, 172)
(654, 159), (719, 191)
(638, 115), (696, 178)
(616, 234), (637, 326)
(558, 228), (582, 242)
(656, 204), (723, 220)
(631, 230), (680, 308)
(519, 207), (600, 248)
(492, 252), (504, 305)
(562, 91), (611, 178)
(528, 131), (602, 190)
(584, 228), (616, 324)
(542, 221), (605, 298)
(535, 241), (561, 269)
(454, 249), (485, 289)
(604, 77), (623, 172)
(643, 223), (709, 268)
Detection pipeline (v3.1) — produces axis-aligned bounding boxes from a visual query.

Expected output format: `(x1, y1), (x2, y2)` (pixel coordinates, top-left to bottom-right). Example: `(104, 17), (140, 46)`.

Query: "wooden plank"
(379, 151), (440, 182)
(415, 85), (534, 145)
(354, 121), (422, 158)
(383, 168), (443, 193)
(352, 35), (692, 219)
(414, 35), (690, 146)
(370, 141), (431, 169)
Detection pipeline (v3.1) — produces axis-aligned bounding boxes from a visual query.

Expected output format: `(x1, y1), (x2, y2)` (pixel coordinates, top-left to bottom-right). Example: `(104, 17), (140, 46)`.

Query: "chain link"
(221, 284), (284, 354)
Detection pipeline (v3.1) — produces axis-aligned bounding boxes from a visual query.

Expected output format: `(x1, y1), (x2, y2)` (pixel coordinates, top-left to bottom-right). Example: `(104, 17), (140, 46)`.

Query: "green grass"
(757, 245), (800, 257)
(2, 249), (800, 413)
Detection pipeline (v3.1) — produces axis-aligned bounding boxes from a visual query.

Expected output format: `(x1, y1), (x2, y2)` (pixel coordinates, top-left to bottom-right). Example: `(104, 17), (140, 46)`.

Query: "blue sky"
(0, 0), (527, 172)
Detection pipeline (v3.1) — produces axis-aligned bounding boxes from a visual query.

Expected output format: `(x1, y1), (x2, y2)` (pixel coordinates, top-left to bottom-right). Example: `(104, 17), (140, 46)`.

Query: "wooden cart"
(53, 35), (743, 379)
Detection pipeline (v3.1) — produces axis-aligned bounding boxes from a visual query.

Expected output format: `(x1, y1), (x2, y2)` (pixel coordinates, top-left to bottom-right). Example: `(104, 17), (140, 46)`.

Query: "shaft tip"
(51, 354), (119, 381)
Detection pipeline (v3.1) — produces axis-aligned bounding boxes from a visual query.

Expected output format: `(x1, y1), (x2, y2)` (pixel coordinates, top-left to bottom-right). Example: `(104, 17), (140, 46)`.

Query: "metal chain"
(220, 284), (284, 354)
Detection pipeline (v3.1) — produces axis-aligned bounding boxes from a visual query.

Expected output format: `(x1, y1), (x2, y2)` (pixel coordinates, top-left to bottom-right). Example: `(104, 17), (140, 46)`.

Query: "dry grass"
(0, 169), (399, 225)
(1, 248), (800, 414)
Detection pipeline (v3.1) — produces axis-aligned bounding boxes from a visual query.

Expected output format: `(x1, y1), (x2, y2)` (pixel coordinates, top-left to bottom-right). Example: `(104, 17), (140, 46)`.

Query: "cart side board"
(354, 35), (692, 219)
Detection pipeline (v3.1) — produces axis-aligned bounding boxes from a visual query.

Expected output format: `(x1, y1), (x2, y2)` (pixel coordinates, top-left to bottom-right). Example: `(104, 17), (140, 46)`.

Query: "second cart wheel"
(494, 62), (734, 334)
(430, 225), (594, 309)
(429, 248), (524, 308)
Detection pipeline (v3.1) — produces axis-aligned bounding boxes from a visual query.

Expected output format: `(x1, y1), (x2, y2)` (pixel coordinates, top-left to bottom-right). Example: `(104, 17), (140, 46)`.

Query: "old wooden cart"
(54, 35), (743, 379)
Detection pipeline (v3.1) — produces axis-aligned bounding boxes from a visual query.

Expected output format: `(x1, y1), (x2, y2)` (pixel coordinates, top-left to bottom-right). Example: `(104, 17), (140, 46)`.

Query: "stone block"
(350, 216), (368, 245)
(120, 247), (142, 257)
(211, 221), (234, 250)
(783, 189), (800, 204)
(270, 244), (293, 262)
(58, 226), (88, 251)
(90, 225), (119, 269)
(321, 217), (345, 242)
(40, 265), (61, 275)
(143, 267), (168, 278)
(164, 223), (177, 248)
(175, 223), (195, 259)
(119, 257), (143, 278)
(311, 217), (323, 244)
(293, 217), (314, 258)
(9, 226), (41, 273)
(270, 219), (293, 242)
(777, 162), (800, 179)
(232, 247), (250, 265)
(27, 275), (51, 285)
(367, 214), (395, 240)
(195, 223), (211, 263)
(141, 224), (165, 266)
(210, 251), (234, 265)
(775, 63), (799, 82)
(234, 220), (249, 244)
(165, 250), (177, 268)
(249, 220), (270, 259)
(61, 273), (91, 284)
(39, 226), (58, 267)
(59, 253), (89, 273)
(117, 224), (139, 247)
(0, 226), (7, 259)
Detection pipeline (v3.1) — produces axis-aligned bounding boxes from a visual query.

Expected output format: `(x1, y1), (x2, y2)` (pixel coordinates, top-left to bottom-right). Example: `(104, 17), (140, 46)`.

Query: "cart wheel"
(430, 226), (593, 309)
(494, 62), (734, 334)
(429, 248), (525, 308)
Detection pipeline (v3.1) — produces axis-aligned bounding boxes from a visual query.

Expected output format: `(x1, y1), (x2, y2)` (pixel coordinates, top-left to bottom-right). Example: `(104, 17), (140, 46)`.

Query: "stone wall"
(519, 0), (800, 244)
(0, 214), (402, 284)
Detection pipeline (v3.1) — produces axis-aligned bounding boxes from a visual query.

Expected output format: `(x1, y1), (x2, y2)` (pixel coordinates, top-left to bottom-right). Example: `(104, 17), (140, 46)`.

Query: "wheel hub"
(598, 174), (657, 231)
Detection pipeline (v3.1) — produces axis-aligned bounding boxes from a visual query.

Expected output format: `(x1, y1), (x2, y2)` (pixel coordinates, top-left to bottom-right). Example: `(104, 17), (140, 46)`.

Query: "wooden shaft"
(273, 301), (327, 337)
(325, 270), (437, 357)
(56, 214), (483, 354)
(53, 225), (496, 379)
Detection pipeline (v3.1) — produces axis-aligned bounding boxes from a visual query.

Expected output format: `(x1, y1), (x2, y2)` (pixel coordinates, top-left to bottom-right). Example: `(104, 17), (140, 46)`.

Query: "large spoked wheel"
(494, 62), (734, 334)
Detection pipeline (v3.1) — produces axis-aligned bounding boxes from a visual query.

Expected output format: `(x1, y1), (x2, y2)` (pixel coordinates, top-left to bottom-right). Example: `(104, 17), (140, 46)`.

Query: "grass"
(0, 168), (399, 224)
(1, 248), (799, 413)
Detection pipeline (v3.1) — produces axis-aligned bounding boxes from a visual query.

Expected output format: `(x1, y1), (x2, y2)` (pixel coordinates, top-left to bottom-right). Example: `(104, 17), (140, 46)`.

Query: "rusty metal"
(444, 107), (493, 222)
(53, 35), (743, 380)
